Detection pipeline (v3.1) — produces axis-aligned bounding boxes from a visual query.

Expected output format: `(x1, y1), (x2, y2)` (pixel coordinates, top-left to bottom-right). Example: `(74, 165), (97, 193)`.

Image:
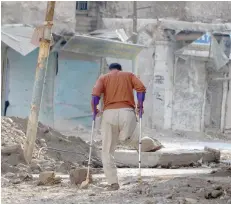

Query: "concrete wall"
(205, 71), (223, 130)
(172, 58), (207, 132)
(225, 63), (231, 132)
(103, 1), (231, 23)
(1, 1), (76, 34)
(6, 48), (100, 132)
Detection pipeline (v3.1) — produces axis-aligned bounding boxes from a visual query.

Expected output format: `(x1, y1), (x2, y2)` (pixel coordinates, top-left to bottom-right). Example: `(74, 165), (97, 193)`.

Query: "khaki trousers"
(101, 108), (139, 185)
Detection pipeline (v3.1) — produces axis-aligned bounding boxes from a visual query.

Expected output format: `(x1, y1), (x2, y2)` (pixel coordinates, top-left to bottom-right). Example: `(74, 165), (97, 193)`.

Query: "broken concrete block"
(142, 200), (154, 204)
(204, 147), (220, 163)
(4, 172), (16, 179)
(69, 168), (91, 185)
(185, 198), (197, 204)
(7, 154), (21, 166)
(1, 162), (20, 173)
(1, 177), (10, 187)
(11, 178), (21, 184)
(114, 148), (220, 168)
(211, 190), (223, 198)
(39, 171), (55, 184)
(38, 171), (61, 185)
(19, 172), (33, 181)
(30, 160), (42, 172)
(1, 144), (23, 155)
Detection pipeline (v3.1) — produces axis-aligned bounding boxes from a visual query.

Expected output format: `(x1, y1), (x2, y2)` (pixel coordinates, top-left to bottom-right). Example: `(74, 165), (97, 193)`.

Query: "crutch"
(80, 96), (100, 189)
(137, 92), (145, 183)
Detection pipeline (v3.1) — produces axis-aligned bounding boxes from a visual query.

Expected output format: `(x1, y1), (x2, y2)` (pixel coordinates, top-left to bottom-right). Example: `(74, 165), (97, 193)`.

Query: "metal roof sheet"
(61, 34), (145, 59)
(1, 24), (37, 56)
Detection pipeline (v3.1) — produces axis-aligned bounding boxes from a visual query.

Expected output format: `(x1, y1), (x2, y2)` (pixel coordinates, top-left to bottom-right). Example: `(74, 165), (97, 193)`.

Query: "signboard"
(194, 33), (211, 45)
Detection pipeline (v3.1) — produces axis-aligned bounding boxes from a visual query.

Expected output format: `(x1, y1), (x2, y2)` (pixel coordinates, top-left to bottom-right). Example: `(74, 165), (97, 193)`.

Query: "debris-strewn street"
(1, 116), (231, 203)
(1, 1), (231, 204)
(2, 168), (231, 204)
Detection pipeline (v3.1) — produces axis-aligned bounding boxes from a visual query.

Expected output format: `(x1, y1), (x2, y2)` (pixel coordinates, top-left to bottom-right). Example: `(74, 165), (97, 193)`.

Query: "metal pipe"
(23, 1), (56, 164)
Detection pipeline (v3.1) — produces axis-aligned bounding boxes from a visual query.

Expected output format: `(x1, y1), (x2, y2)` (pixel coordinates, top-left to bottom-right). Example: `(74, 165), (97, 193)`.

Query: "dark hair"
(109, 63), (122, 71)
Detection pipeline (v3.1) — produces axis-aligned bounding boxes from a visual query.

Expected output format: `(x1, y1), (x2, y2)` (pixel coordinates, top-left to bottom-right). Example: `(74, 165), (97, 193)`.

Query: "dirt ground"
(1, 116), (231, 204)
(2, 167), (231, 204)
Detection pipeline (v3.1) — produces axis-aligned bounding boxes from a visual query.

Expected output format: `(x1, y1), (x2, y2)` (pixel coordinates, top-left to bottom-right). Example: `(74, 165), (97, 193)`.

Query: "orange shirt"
(92, 70), (146, 111)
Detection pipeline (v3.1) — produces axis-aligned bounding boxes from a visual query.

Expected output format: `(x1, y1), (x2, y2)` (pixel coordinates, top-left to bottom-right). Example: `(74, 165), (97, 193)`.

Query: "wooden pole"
(23, 1), (56, 163)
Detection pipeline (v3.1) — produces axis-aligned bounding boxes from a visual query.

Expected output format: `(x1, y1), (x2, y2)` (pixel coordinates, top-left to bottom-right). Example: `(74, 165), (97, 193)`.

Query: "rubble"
(38, 171), (62, 186)
(69, 168), (91, 185)
(1, 116), (102, 185)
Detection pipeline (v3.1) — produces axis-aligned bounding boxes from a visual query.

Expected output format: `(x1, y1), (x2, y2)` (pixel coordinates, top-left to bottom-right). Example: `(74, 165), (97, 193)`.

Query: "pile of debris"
(1, 117), (102, 185)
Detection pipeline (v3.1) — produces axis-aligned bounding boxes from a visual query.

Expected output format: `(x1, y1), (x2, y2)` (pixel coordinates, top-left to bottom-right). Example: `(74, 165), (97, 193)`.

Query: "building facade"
(1, 1), (231, 135)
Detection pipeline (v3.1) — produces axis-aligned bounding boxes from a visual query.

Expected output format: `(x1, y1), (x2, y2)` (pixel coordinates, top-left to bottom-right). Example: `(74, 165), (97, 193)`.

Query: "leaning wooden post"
(23, 1), (56, 163)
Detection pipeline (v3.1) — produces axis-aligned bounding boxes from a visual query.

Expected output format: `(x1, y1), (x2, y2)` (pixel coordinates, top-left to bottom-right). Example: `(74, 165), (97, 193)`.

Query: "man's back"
(92, 70), (146, 110)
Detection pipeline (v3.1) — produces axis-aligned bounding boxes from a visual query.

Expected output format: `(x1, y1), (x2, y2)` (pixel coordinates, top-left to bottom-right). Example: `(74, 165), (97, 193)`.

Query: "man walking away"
(91, 63), (161, 191)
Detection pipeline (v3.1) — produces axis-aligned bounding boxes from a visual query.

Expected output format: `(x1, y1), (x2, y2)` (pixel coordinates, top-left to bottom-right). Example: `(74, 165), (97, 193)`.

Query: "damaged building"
(103, 19), (231, 134)
(1, 1), (231, 135)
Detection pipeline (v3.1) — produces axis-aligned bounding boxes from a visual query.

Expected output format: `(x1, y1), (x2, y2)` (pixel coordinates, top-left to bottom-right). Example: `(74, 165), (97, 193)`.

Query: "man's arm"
(91, 76), (104, 112)
(131, 74), (146, 111)
(131, 74), (146, 93)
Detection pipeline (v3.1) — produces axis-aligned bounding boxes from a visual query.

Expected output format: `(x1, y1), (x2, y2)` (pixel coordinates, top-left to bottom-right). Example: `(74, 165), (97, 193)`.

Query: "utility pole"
(132, 1), (137, 44)
(23, 1), (56, 164)
(132, 1), (138, 76)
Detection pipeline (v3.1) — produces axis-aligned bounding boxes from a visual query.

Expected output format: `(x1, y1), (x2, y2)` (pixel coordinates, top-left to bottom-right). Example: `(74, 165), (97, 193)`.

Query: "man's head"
(109, 63), (122, 71)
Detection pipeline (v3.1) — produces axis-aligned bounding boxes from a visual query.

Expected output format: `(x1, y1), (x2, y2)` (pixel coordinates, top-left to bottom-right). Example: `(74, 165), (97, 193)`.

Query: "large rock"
(69, 168), (92, 185)
(38, 171), (62, 185)
(141, 137), (163, 152)
(30, 159), (42, 172)
(1, 162), (20, 174)
(132, 137), (163, 152)
(1, 144), (23, 155)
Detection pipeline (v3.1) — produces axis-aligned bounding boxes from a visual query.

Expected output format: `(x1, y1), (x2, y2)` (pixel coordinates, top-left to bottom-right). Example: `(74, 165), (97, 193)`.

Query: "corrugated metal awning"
(1, 24), (38, 56)
(61, 35), (145, 59)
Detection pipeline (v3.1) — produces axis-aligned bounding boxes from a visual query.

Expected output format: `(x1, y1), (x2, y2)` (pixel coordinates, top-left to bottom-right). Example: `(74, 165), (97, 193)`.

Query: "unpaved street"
(2, 168), (231, 204)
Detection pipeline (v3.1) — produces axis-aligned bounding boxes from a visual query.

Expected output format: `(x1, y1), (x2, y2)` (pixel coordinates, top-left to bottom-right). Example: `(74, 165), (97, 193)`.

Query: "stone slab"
(114, 148), (220, 168)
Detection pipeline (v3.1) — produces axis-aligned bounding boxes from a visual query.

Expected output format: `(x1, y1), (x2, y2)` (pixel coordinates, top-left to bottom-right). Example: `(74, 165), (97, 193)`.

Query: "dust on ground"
(2, 168), (231, 204)
(1, 116), (231, 204)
